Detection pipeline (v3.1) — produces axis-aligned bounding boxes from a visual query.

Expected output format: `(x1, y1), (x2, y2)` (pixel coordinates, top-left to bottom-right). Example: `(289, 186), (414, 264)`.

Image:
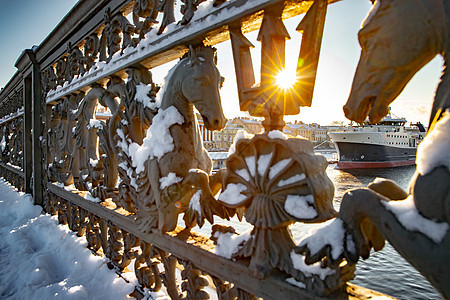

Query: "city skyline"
(0, 0), (443, 125)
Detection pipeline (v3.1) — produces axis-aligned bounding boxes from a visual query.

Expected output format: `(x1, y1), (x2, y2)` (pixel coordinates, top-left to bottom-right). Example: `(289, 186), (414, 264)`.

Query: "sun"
(275, 69), (297, 90)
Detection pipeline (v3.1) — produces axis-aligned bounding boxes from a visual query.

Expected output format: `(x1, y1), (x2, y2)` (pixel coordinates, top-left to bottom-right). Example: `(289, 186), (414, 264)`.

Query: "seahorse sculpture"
(297, 0), (450, 297)
(113, 45), (230, 232)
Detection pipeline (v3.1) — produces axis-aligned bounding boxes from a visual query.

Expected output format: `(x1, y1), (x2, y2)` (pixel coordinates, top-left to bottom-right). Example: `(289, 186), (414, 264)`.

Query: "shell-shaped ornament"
(219, 132), (336, 228)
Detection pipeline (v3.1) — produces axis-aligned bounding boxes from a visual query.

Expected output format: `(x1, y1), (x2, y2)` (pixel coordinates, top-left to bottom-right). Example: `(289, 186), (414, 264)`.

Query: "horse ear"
(188, 45), (197, 63)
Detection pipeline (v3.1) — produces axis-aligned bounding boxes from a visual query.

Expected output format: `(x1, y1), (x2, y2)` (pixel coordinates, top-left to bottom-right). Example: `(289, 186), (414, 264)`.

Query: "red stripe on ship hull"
(336, 160), (416, 169)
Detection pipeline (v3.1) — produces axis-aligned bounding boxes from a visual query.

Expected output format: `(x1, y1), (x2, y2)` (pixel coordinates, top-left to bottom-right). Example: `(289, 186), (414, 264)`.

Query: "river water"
(322, 164), (440, 300)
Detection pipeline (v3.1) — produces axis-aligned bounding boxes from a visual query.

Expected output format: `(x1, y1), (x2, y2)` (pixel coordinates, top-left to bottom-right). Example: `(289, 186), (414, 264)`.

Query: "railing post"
(31, 59), (44, 206)
(15, 49), (44, 206)
(23, 76), (33, 194)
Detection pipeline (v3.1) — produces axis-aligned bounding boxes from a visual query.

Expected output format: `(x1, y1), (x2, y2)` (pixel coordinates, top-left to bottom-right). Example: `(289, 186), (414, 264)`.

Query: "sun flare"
(275, 69), (297, 90)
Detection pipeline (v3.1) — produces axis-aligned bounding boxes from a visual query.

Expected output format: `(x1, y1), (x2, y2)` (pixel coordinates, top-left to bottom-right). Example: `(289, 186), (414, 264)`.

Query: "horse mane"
(155, 59), (181, 105)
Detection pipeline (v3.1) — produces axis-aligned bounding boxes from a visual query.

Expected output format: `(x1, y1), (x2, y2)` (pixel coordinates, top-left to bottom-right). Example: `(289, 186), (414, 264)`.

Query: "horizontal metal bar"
(0, 110), (24, 125)
(0, 162), (24, 177)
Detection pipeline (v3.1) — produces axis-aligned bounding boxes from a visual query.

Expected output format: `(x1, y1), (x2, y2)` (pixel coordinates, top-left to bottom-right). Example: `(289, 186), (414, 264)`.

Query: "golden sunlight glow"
(275, 69), (297, 90)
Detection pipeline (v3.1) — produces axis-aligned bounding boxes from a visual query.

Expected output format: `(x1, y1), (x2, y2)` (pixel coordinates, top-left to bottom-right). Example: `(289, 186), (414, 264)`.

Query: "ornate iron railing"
(0, 0), (397, 299)
(0, 73), (25, 192)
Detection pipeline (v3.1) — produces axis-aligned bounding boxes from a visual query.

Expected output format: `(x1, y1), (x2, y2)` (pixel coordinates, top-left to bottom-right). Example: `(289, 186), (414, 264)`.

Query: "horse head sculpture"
(161, 45), (226, 131)
(343, 0), (447, 124)
(184, 46), (226, 130)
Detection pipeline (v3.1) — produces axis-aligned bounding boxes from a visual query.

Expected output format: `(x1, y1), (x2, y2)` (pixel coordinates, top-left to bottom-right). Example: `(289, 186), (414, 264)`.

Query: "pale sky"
(0, 0), (443, 125)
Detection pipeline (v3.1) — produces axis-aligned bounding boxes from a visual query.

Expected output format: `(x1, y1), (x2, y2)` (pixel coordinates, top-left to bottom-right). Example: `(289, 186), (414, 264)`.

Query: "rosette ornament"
(218, 132), (336, 278)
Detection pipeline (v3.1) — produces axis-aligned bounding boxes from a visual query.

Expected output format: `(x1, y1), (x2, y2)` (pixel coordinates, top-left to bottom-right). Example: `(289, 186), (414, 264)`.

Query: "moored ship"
(329, 115), (426, 169)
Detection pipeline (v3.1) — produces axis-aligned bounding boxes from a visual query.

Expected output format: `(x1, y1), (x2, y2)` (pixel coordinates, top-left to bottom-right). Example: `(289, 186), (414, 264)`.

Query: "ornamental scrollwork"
(42, 66), (57, 94)
(85, 213), (107, 253)
(99, 8), (138, 62)
(132, 0), (159, 39)
(0, 88), (23, 120)
(178, 259), (210, 299)
(0, 117), (24, 169)
(42, 0), (230, 89)
(55, 56), (69, 87)
(134, 241), (163, 292)
(82, 34), (100, 72)
(67, 43), (86, 82)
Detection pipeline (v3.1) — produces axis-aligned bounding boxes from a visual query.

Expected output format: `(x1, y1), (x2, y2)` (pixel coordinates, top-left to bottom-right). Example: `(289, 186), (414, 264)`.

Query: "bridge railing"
(0, 0), (389, 299)
(0, 73), (25, 191)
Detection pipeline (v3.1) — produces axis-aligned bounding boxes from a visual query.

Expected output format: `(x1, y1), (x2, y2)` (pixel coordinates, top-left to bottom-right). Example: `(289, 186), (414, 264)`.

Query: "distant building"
(230, 117), (263, 134)
(196, 114), (217, 150)
(310, 124), (328, 144)
(213, 122), (245, 150)
(284, 121), (331, 146)
(198, 116), (262, 151)
(208, 151), (228, 170)
(284, 122), (310, 139)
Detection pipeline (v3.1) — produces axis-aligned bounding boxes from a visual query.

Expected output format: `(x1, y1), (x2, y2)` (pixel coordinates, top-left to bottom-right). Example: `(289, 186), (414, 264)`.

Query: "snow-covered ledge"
(0, 107), (24, 126)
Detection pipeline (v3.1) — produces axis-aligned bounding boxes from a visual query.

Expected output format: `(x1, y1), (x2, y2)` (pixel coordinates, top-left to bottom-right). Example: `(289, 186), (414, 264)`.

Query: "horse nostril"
(213, 119), (220, 127)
